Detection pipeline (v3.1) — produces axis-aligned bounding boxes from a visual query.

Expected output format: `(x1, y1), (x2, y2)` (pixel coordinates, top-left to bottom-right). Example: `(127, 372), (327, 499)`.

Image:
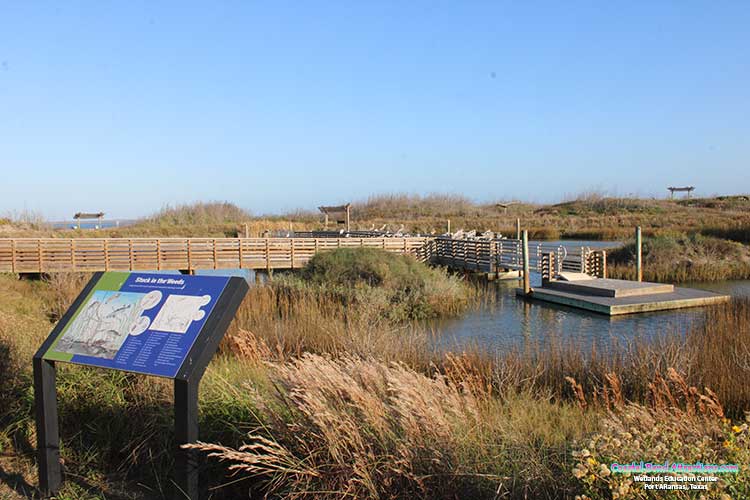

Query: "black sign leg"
(174, 378), (199, 499)
(33, 357), (62, 496)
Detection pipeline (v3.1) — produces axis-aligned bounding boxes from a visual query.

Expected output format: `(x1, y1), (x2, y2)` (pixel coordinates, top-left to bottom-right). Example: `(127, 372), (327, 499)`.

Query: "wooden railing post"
(541, 251), (555, 285)
(635, 226), (642, 282)
(212, 239), (218, 270)
(37, 239), (43, 273)
(265, 238), (270, 272)
(238, 238), (244, 269)
(186, 239), (192, 273)
(522, 230), (531, 295)
(11, 239), (16, 273)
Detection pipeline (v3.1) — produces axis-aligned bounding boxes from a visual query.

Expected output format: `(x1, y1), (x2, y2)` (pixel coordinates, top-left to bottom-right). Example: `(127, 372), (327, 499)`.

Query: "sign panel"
(42, 272), (231, 378)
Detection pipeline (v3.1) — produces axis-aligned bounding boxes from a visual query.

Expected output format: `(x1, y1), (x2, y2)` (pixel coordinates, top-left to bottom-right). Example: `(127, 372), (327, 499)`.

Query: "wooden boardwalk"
(0, 237), (429, 273)
(0, 235), (601, 276)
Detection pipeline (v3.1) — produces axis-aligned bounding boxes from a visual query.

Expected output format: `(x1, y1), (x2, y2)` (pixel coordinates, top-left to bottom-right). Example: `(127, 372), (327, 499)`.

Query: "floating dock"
(517, 276), (730, 316)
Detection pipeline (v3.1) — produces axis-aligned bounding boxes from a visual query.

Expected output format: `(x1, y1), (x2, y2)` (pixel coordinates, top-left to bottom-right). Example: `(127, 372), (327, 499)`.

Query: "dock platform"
(517, 278), (730, 315)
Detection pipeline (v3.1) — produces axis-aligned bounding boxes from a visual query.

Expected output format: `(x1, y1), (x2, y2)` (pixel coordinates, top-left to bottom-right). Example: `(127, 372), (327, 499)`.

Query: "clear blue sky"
(1, 1), (748, 220)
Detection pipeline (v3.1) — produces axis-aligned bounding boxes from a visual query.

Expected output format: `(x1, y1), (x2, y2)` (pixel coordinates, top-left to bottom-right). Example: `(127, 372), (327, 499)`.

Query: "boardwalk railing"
(431, 237), (594, 275)
(0, 237), (430, 274)
(0, 236), (598, 276)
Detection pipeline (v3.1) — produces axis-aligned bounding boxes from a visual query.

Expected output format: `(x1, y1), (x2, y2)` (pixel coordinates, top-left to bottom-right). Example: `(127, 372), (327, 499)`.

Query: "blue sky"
(1, 1), (748, 220)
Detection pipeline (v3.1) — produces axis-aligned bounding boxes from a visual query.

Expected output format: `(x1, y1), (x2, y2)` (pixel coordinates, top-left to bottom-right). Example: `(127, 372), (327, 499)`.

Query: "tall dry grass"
(187, 353), (591, 499)
(2, 268), (750, 498)
(225, 284), (437, 367)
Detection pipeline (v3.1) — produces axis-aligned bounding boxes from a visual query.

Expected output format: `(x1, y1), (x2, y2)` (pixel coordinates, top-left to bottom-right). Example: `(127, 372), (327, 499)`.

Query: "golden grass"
(5, 194), (750, 242)
(187, 353), (593, 499)
(1, 270), (749, 498)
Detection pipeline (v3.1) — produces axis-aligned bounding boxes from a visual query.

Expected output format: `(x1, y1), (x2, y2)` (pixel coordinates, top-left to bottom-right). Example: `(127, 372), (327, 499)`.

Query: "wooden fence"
(0, 237), (430, 274)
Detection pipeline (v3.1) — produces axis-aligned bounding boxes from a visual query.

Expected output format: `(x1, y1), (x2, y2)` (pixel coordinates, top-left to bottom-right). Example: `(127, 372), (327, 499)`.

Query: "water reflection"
(430, 277), (749, 354)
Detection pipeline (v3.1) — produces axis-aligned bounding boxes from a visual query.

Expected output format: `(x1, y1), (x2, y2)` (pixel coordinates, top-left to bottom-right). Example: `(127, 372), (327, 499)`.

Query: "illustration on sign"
(43, 272), (230, 378)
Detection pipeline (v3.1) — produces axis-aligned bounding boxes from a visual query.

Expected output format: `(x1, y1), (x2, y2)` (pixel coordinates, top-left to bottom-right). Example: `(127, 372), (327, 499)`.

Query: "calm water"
(430, 276), (749, 353)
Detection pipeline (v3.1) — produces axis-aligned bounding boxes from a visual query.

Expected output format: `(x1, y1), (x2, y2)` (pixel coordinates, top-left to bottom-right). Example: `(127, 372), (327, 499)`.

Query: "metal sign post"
(33, 271), (248, 499)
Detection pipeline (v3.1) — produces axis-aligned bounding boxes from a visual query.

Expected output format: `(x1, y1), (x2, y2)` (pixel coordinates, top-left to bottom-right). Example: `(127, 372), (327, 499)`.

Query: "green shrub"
(285, 247), (471, 321)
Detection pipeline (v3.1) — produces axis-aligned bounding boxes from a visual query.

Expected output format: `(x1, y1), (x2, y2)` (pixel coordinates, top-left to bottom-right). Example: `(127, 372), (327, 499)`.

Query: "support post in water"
(516, 218), (521, 240)
(522, 230), (531, 294)
(635, 226), (642, 282)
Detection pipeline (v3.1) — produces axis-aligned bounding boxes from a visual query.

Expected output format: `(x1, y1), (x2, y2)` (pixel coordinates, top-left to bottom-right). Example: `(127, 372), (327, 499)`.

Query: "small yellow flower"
(587, 457), (597, 466)
(732, 425), (742, 433)
(723, 440), (731, 448)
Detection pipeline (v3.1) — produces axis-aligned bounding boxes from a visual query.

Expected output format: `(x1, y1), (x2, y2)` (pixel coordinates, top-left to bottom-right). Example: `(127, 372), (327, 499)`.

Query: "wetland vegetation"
(1, 195), (749, 498)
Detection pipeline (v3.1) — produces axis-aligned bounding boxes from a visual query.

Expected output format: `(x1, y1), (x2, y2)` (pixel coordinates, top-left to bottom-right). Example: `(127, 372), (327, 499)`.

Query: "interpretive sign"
(34, 271), (249, 499)
(42, 272), (232, 378)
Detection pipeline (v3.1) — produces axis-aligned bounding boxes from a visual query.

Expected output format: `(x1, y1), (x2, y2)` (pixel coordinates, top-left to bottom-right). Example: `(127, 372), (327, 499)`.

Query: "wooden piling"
(516, 218), (521, 240)
(635, 226), (642, 282)
(522, 230), (531, 295)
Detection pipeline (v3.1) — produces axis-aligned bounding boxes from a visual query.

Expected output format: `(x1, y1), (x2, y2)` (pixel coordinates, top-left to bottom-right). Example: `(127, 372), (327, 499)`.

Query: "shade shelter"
(318, 204), (351, 231)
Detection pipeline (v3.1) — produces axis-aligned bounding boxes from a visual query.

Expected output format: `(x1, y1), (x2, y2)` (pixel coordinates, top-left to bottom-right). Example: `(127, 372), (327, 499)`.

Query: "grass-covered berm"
(5, 194), (750, 244)
(0, 250), (749, 499)
(607, 233), (750, 282)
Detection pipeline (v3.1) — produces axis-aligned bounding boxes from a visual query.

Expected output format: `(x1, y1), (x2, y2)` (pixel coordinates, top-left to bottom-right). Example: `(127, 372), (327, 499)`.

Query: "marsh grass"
(187, 353), (593, 499)
(608, 233), (750, 282)
(1, 269), (749, 499)
(145, 202), (250, 226)
(7, 194), (750, 242)
(702, 224), (750, 244)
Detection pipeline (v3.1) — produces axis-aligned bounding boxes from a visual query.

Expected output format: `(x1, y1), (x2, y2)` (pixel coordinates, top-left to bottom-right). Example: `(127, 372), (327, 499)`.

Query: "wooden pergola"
(73, 212), (105, 229)
(318, 204), (351, 231)
(495, 202), (516, 214)
(667, 186), (695, 199)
